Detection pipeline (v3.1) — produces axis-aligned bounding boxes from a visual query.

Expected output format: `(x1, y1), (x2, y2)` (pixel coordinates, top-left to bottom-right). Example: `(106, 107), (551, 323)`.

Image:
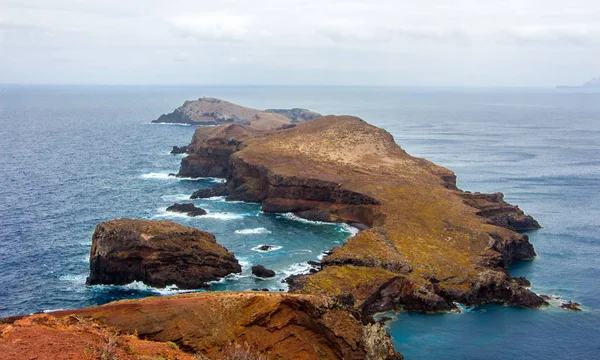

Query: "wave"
(282, 262), (312, 277)
(203, 211), (245, 220)
(91, 281), (196, 295)
(339, 223), (360, 236)
(139, 172), (176, 180)
(235, 228), (272, 235)
(251, 245), (283, 252)
(279, 213), (361, 236)
(150, 122), (193, 126)
(139, 173), (224, 182)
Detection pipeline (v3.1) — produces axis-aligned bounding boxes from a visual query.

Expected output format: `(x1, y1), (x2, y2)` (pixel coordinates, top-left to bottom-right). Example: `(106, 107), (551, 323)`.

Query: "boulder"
(86, 219), (241, 289)
(166, 203), (207, 216)
(252, 265), (276, 278)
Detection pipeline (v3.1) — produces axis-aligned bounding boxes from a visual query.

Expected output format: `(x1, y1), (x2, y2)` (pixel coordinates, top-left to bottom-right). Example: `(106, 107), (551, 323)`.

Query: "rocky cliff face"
(181, 114), (546, 312)
(87, 219), (241, 289)
(47, 292), (402, 360)
(152, 97), (322, 128)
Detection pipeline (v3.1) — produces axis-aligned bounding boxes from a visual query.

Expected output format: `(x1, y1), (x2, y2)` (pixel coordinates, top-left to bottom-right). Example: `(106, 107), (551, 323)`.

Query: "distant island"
(557, 77), (600, 89)
(152, 96), (322, 128)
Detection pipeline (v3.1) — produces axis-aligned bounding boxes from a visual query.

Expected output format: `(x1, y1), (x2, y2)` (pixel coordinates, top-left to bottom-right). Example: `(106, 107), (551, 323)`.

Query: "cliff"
(152, 96), (322, 129)
(31, 292), (400, 359)
(181, 114), (546, 312)
(87, 219), (241, 289)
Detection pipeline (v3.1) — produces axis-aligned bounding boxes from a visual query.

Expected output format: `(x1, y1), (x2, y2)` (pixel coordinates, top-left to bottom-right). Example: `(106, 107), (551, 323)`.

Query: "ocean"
(0, 85), (598, 359)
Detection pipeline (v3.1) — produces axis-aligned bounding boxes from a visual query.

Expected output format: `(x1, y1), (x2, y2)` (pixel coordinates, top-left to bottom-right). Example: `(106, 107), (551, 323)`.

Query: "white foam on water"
(150, 122), (193, 126)
(203, 211), (245, 220)
(161, 194), (192, 202)
(282, 262), (312, 277)
(152, 208), (190, 219)
(91, 281), (195, 295)
(235, 228), (271, 235)
(251, 245), (283, 252)
(279, 212), (335, 225)
(206, 196), (227, 201)
(317, 252), (329, 261)
(339, 223), (360, 236)
(139, 172), (176, 180)
(210, 177), (227, 183)
(43, 309), (66, 313)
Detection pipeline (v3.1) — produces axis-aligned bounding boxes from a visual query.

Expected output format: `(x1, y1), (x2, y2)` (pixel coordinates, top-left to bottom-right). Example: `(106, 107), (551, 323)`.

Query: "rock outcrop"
(166, 203), (207, 216)
(171, 145), (188, 154)
(86, 219), (241, 289)
(252, 265), (276, 278)
(46, 292), (402, 360)
(152, 97), (322, 128)
(181, 113), (545, 312)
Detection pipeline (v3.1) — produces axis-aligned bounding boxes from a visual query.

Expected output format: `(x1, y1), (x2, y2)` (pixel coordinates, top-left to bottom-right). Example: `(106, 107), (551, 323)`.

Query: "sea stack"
(86, 219), (241, 289)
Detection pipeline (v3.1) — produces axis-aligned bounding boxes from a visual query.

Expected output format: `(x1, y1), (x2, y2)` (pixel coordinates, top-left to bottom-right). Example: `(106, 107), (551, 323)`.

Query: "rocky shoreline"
(1, 97), (560, 359)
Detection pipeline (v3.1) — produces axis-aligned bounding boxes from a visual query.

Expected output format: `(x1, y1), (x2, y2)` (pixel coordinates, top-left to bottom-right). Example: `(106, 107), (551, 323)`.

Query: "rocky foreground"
(181, 113), (546, 312)
(152, 96), (321, 128)
(1, 293), (401, 359)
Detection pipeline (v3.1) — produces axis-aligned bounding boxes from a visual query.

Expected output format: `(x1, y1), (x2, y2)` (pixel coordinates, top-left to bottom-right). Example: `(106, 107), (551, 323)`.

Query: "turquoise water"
(1, 85), (598, 358)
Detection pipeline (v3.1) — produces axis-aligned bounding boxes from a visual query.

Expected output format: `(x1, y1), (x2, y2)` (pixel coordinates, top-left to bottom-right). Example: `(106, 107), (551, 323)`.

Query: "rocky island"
(86, 219), (241, 289)
(152, 96), (321, 128)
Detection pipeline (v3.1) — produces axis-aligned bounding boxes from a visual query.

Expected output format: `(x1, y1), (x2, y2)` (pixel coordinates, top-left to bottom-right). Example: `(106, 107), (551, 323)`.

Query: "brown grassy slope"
(0, 313), (196, 360)
(231, 116), (541, 307)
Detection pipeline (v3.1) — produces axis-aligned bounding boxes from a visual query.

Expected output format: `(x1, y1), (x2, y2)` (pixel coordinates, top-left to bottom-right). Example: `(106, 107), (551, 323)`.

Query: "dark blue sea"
(0, 85), (598, 359)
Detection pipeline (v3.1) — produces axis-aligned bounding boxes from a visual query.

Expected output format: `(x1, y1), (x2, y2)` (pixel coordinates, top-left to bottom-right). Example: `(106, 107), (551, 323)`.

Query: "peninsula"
(178, 99), (545, 313)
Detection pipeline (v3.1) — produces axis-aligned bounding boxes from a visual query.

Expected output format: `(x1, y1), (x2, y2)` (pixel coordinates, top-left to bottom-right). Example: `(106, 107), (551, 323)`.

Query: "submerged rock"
(190, 183), (230, 199)
(256, 244), (275, 251)
(252, 265), (276, 278)
(560, 301), (582, 311)
(170, 145), (188, 154)
(166, 202), (207, 216)
(86, 219), (241, 289)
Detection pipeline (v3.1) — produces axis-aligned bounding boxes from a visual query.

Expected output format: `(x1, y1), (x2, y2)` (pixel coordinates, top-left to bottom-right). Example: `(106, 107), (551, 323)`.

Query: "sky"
(0, 0), (599, 86)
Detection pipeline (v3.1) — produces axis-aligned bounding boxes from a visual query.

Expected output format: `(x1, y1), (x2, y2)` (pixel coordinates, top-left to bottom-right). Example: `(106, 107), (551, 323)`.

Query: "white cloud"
(0, 0), (599, 85)
(168, 13), (252, 42)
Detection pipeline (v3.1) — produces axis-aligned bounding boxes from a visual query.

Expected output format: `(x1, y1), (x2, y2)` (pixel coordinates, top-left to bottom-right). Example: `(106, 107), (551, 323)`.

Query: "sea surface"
(0, 85), (599, 359)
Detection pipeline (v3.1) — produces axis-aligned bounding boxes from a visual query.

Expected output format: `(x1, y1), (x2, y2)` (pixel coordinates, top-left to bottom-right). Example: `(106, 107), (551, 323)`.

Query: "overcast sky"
(1, 0), (599, 86)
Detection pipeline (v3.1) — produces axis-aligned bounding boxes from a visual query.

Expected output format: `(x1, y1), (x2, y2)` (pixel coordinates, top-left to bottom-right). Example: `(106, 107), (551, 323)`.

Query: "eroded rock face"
(180, 112), (545, 312)
(50, 292), (403, 360)
(86, 219), (241, 289)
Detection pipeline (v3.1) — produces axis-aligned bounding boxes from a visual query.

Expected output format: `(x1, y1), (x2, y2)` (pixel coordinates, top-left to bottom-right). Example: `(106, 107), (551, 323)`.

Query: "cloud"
(499, 26), (600, 46)
(168, 13), (253, 42)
